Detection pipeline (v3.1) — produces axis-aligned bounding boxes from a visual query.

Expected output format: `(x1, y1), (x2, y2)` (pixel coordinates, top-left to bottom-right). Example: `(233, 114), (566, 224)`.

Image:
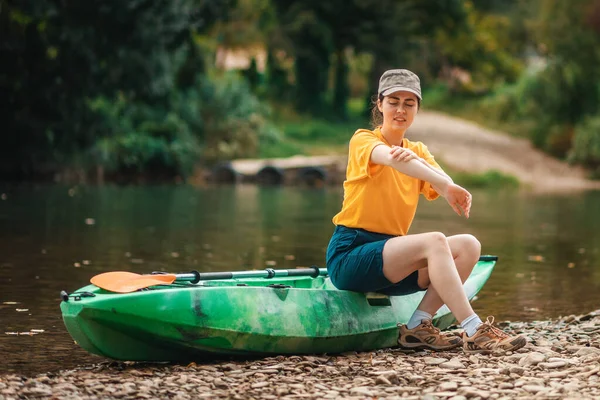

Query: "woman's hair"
(369, 94), (421, 128)
(370, 94), (384, 128)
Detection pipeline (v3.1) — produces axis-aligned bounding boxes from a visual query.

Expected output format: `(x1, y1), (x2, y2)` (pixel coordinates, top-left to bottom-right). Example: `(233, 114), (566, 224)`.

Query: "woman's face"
(378, 91), (419, 133)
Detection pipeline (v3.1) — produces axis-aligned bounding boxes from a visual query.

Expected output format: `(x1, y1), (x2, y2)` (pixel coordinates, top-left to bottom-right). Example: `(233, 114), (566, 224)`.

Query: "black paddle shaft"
(157, 266), (327, 283)
(159, 257), (496, 283)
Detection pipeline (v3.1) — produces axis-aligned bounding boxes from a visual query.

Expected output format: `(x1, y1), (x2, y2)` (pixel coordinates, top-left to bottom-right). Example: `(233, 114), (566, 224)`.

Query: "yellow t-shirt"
(332, 127), (441, 236)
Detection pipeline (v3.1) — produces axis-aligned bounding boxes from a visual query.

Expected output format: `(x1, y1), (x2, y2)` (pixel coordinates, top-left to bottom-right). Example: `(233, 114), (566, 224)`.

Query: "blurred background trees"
(2, 0), (600, 181)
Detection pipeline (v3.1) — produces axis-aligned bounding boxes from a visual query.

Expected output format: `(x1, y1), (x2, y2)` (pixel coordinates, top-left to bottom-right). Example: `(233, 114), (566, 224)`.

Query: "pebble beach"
(1, 310), (599, 400)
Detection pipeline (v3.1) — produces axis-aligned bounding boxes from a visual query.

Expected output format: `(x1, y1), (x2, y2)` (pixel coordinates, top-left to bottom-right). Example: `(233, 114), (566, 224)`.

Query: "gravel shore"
(2, 310), (599, 400)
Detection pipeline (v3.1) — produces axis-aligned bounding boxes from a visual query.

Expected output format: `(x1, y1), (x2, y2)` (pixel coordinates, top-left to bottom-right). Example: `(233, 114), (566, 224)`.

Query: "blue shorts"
(326, 225), (425, 296)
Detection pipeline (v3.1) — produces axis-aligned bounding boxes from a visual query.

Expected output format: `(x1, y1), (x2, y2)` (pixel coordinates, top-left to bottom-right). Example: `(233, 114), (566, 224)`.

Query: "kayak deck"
(60, 257), (497, 361)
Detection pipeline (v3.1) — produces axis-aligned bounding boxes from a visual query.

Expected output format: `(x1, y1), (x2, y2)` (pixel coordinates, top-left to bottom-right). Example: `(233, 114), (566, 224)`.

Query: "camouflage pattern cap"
(378, 69), (422, 100)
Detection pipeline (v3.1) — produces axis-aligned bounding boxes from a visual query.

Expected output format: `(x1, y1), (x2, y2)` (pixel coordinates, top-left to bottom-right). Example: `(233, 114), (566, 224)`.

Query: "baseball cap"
(378, 69), (422, 100)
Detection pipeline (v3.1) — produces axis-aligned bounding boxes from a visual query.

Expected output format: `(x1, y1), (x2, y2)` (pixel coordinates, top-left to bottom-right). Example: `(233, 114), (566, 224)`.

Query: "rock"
(575, 347), (600, 356)
(518, 352), (546, 367)
(546, 370), (571, 378)
(534, 338), (554, 347)
(212, 378), (228, 389)
(440, 358), (465, 370)
(3, 311), (600, 400)
(350, 386), (375, 396)
(458, 387), (490, 399)
(423, 357), (447, 366)
(539, 361), (567, 369)
(508, 366), (525, 376)
(438, 381), (458, 391)
(522, 385), (547, 393)
(375, 376), (391, 385)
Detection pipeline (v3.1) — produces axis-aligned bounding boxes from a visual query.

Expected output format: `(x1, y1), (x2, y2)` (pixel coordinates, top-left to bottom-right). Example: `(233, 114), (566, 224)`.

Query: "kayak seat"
(365, 292), (392, 306)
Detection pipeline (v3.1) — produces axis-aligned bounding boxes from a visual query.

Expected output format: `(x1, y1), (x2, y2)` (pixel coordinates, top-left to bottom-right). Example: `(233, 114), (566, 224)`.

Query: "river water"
(1, 184), (599, 375)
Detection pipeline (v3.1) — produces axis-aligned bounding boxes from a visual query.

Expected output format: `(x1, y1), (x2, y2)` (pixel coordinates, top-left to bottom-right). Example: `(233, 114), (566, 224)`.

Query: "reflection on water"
(0, 184), (599, 375)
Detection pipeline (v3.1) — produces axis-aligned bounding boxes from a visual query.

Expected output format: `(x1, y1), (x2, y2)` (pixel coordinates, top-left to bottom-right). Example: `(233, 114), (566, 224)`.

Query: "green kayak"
(60, 256), (497, 361)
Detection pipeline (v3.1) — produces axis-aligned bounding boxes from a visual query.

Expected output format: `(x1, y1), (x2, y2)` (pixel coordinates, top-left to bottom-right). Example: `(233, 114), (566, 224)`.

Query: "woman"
(326, 69), (526, 353)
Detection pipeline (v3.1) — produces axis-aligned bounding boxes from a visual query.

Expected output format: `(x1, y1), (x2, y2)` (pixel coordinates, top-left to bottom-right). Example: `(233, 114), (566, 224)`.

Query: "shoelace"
(420, 320), (441, 334)
(480, 316), (510, 339)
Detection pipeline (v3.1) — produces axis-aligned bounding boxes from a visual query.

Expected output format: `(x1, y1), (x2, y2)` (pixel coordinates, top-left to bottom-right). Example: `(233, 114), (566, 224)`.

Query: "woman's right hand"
(389, 146), (419, 163)
(441, 183), (472, 218)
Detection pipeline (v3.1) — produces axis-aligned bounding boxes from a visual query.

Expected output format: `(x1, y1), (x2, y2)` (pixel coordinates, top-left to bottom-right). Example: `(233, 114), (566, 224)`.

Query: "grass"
(421, 84), (536, 139)
(451, 170), (520, 189)
(261, 102), (371, 157)
(258, 119), (360, 158)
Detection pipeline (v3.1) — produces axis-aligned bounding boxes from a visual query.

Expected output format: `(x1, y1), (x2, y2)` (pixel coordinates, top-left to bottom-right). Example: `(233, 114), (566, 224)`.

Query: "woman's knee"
(424, 231), (451, 254)
(451, 234), (481, 263)
(461, 234), (481, 257)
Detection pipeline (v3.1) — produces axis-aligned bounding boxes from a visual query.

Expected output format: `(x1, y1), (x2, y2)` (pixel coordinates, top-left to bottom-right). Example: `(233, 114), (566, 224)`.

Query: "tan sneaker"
(463, 316), (527, 354)
(398, 319), (463, 350)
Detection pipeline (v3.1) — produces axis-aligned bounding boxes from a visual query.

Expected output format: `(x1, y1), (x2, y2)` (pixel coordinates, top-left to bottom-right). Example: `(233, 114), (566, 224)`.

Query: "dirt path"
(408, 111), (600, 192)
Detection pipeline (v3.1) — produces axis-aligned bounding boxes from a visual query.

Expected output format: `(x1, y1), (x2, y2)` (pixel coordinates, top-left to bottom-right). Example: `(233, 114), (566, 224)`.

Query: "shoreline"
(2, 310), (599, 399)
(409, 111), (600, 193)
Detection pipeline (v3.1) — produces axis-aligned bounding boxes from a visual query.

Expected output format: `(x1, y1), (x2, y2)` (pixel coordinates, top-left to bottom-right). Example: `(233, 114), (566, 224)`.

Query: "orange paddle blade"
(91, 271), (177, 293)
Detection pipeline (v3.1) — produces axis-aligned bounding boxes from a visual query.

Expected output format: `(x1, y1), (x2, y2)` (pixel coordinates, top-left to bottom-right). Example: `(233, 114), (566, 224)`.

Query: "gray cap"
(378, 69), (422, 100)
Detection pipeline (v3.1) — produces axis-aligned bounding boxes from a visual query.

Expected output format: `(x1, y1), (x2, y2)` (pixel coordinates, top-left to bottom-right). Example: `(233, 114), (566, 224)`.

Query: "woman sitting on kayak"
(326, 69), (526, 353)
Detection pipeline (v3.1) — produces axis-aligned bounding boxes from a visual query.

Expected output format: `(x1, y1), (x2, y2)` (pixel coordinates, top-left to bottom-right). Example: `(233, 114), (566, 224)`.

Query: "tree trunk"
(332, 48), (349, 120)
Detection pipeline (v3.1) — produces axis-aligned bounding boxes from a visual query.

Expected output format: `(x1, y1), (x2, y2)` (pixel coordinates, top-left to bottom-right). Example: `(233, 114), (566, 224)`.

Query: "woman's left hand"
(443, 183), (472, 218)
(390, 146), (419, 163)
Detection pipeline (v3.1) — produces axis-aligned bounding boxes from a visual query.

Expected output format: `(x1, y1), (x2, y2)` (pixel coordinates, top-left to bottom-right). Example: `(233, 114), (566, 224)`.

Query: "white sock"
(461, 314), (483, 337)
(407, 310), (433, 329)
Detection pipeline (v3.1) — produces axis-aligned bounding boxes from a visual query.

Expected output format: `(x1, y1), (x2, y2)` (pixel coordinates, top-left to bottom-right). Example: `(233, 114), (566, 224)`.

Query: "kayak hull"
(60, 258), (496, 361)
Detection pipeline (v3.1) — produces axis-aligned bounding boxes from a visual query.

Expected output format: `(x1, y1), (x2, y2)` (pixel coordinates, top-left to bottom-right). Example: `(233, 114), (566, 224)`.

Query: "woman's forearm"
(420, 158), (453, 182)
(371, 145), (451, 193)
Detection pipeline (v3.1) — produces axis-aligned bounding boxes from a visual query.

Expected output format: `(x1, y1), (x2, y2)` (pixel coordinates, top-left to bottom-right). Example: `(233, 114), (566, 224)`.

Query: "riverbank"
(247, 109), (600, 192)
(2, 310), (598, 399)
(407, 111), (600, 193)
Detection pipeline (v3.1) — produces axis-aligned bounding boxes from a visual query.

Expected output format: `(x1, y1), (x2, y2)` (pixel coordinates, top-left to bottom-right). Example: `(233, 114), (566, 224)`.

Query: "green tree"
(521, 0), (600, 158)
(0, 0), (231, 179)
(432, 1), (524, 93)
(269, 0), (469, 119)
(270, 1), (333, 116)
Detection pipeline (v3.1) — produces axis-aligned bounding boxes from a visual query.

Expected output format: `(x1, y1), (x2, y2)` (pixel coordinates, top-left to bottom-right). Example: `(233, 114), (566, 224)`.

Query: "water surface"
(1, 184), (599, 375)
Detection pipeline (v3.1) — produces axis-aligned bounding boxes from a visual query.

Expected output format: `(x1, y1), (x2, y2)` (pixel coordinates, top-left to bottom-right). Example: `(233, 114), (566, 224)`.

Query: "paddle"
(91, 267), (328, 293)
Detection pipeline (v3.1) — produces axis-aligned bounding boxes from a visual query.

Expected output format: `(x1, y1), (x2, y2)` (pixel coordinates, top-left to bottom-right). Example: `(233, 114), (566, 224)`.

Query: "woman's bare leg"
(381, 232), (479, 322)
(412, 234), (482, 316)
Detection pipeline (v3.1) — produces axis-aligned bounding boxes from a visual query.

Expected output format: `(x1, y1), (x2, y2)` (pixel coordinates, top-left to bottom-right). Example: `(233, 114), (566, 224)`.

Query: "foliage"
(284, 120), (360, 145)
(508, 0), (600, 159)
(452, 170), (520, 189)
(432, 1), (525, 93)
(268, 0), (472, 119)
(89, 73), (282, 177)
(270, 0), (334, 115)
(3, 0), (600, 181)
(0, 0), (232, 179)
(88, 95), (202, 178)
(570, 115), (600, 176)
(423, 0), (600, 169)
(197, 73), (282, 164)
(214, 0), (274, 49)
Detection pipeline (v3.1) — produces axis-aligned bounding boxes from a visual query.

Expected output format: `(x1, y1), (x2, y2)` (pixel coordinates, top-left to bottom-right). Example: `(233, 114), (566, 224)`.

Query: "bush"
(570, 115), (600, 175)
(453, 170), (520, 189)
(89, 96), (201, 178)
(88, 73), (283, 179)
(198, 73), (282, 163)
